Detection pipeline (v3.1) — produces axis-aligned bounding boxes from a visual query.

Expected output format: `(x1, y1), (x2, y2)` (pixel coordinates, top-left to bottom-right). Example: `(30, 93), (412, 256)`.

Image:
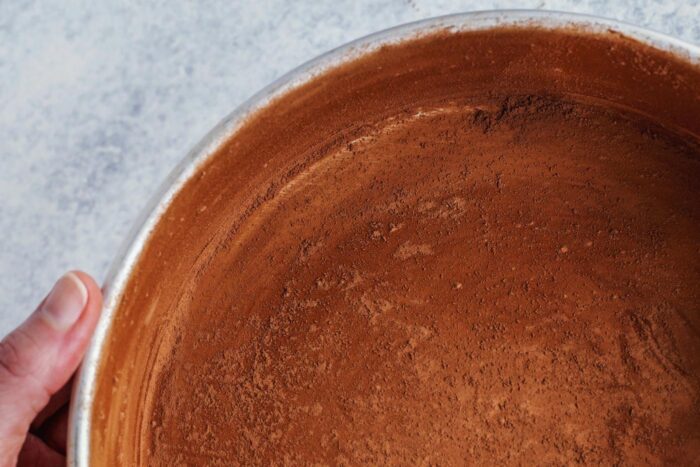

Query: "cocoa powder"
(91, 28), (700, 465)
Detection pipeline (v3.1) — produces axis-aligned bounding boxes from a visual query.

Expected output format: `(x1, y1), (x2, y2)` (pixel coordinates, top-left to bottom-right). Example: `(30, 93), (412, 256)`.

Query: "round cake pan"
(68, 10), (700, 465)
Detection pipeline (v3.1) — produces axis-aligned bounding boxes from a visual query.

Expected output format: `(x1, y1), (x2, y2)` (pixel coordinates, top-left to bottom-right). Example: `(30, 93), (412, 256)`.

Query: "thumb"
(0, 271), (102, 466)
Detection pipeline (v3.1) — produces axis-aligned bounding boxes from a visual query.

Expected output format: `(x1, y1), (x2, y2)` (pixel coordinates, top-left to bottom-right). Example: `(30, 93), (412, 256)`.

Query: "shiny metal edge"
(67, 10), (700, 465)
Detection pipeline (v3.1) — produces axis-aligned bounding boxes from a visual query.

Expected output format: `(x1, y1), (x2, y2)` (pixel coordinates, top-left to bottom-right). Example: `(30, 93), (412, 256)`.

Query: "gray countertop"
(1, 0), (698, 336)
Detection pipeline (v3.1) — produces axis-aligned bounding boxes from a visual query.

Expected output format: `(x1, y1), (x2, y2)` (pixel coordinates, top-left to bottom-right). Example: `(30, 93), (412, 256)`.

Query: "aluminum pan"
(67, 10), (700, 465)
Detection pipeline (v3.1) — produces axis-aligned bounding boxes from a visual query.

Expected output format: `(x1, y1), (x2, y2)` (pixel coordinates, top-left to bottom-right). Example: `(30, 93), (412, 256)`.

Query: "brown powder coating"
(91, 28), (700, 465)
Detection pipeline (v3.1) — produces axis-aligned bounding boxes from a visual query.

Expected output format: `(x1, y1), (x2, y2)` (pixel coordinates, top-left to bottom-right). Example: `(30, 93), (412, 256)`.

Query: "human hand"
(0, 272), (103, 467)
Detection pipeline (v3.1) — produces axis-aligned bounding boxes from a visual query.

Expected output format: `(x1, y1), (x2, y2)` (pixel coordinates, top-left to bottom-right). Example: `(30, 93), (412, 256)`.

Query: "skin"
(0, 271), (103, 467)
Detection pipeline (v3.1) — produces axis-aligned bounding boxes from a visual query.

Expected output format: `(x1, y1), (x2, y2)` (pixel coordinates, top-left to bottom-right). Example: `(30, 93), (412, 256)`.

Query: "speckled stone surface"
(0, 0), (698, 336)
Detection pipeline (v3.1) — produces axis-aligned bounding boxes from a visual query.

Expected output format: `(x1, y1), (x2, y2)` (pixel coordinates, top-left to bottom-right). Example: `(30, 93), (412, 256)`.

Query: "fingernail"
(40, 272), (89, 331)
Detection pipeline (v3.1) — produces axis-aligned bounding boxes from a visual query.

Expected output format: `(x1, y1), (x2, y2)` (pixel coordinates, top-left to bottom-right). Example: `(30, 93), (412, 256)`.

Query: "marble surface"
(0, 0), (698, 336)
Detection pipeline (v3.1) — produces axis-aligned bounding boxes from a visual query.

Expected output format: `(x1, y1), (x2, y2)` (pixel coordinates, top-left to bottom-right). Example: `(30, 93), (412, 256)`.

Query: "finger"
(31, 377), (73, 431)
(17, 433), (64, 467)
(0, 271), (102, 467)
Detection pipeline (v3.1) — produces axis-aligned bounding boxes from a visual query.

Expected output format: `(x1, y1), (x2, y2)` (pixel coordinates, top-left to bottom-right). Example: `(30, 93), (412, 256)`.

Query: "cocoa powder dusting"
(92, 28), (700, 465)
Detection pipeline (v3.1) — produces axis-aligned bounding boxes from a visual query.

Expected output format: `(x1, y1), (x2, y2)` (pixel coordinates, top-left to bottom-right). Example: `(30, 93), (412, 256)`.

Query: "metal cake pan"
(68, 10), (700, 465)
